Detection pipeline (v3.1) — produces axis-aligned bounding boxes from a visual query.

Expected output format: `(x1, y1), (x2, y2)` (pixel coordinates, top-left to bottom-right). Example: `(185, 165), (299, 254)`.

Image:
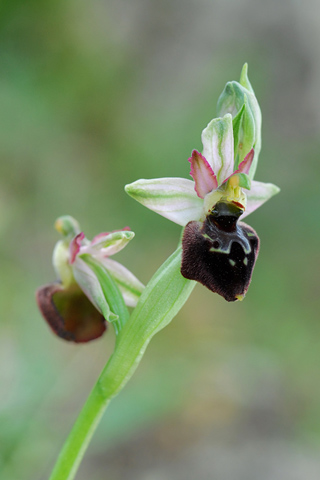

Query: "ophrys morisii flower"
(125, 65), (280, 302)
(36, 216), (144, 342)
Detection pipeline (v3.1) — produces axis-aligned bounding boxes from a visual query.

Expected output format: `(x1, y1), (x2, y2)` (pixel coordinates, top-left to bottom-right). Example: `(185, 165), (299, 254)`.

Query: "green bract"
(217, 63), (261, 178)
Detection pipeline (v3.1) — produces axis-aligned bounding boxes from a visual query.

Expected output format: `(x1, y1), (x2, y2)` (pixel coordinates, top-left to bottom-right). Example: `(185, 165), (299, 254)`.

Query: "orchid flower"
(36, 216), (144, 342)
(125, 65), (280, 302)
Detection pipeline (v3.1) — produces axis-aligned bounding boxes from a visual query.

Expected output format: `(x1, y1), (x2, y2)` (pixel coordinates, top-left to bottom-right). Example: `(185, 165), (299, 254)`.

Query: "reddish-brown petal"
(69, 232), (85, 264)
(188, 150), (218, 199)
(237, 148), (254, 174)
(36, 283), (107, 342)
(223, 148), (255, 185)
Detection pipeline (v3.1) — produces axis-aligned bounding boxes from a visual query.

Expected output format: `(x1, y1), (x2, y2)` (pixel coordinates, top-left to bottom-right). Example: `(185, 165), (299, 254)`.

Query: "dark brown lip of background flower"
(36, 283), (107, 342)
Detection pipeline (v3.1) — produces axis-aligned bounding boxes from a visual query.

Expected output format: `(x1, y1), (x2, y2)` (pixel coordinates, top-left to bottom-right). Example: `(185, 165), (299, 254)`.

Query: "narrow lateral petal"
(125, 178), (204, 226)
(69, 232), (85, 264)
(101, 257), (145, 307)
(237, 148), (254, 174)
(242, 181), (280, 219)
(189, 150), (218, 198)
(201, 113), (235, 185)
(222, 148), (254, 191)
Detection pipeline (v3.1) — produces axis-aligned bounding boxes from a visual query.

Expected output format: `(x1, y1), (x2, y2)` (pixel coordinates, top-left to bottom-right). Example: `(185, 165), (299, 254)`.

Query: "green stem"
(49, 247), (195, 480)
(49, 384), (110, 480)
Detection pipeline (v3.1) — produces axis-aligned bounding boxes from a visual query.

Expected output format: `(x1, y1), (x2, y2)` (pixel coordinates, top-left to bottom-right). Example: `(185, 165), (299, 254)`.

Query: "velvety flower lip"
(180, 201), (260, 302)
(36, 217), (144, 342)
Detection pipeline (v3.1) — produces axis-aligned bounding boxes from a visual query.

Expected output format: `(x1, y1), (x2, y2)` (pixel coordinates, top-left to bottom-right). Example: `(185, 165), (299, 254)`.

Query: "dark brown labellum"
(181, 201), (260, 302)
(36, 283), (107, 342)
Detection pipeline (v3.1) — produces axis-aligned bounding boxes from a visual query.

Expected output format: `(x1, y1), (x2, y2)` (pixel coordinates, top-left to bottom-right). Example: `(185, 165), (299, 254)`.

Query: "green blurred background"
(1, 0), (320, 479)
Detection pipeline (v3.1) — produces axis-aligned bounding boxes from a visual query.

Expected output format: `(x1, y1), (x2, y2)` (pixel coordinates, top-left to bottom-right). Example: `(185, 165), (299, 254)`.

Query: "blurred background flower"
(1, 0), (320, 479)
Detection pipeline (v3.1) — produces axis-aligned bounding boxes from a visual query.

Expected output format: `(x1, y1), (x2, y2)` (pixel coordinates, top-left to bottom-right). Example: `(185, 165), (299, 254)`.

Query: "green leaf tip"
(239, 63), (254, 93)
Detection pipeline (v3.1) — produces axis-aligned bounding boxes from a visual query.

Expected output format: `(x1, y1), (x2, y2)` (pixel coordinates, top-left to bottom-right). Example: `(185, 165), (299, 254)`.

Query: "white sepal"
(125, 177), (204, 226)
(72, 257), (118, 322)
(84, 230), (135, 257)
(242, 181), (280, 219)
(101, 257), (144, 307)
